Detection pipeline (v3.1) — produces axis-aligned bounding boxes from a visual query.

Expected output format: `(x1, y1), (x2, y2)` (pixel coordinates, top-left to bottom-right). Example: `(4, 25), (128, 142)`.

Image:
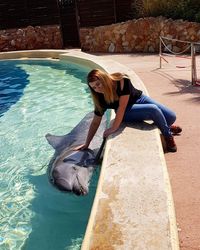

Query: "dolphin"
(45, 112), (107, 196)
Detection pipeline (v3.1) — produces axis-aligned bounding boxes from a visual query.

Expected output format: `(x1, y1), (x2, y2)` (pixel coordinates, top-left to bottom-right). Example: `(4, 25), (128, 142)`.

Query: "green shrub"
(195, 11), (200, 23)
(140, 0), (200, 23)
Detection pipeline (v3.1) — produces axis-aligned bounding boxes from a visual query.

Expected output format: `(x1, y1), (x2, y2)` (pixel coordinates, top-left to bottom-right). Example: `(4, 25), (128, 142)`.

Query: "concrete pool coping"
(0, 49), (179, 249)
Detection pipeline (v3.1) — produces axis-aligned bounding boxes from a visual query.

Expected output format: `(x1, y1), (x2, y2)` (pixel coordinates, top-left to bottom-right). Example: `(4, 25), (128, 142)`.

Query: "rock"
(108, 43), (115, 53)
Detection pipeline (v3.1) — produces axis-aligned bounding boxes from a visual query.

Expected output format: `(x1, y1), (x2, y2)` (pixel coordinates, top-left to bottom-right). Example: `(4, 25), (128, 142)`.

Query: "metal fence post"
(159, 37), (162, 69)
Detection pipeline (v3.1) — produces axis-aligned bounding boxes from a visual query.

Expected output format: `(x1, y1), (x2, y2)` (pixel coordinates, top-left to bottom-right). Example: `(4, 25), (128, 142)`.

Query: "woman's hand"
(73, 144), (89, 151)
(103, 127), (115, 138)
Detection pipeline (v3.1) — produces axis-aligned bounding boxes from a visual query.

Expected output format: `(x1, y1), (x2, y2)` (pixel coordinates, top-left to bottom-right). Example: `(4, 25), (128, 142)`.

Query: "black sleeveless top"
(94, 78), (142, 116)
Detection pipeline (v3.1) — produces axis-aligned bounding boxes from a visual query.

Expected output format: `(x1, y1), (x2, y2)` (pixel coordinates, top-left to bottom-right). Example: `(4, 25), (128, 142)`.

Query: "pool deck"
(0, 50), (180, 249)
(92, 52), (200, 250)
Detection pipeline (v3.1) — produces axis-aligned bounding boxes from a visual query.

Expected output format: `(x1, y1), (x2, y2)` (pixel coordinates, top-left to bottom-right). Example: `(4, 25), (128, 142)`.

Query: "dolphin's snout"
(72, 176), (88, 196)
(54, 178), (73, 192)
(53, 176), (88, 196)
(72, 187), (87, 196)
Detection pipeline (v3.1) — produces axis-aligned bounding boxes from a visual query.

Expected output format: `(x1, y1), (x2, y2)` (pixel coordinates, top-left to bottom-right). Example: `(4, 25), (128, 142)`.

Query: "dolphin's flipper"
(45, 112), (95, 151)
(45, 133), (65, 150)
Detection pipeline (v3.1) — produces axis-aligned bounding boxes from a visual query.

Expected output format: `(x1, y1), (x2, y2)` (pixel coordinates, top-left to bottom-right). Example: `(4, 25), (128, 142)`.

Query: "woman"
(76, 69), (182, 152)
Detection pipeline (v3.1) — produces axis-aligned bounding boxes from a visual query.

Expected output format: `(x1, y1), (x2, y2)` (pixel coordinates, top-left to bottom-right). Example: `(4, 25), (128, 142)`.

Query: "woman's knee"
(148, 105), (162, 118)
(167, 111), (176, 126)
(150, 105), (176, 125)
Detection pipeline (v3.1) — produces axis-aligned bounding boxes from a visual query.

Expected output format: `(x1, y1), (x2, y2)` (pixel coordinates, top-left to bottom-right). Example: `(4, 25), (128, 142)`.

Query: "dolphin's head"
(51, 149), (96, 196)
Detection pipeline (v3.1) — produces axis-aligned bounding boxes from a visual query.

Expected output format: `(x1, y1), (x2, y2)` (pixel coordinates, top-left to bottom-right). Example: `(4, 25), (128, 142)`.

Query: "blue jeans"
(123, 94), (176, 137)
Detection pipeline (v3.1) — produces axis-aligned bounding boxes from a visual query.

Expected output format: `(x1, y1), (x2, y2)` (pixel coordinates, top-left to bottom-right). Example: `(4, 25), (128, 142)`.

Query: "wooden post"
(75, 0), (80, 47)
(56, 0), (64, 48)
(113, 0), (117, 23)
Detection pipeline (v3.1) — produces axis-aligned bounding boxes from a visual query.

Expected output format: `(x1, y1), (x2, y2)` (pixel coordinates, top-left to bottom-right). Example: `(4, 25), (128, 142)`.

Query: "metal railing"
(159, 36), (200, 86)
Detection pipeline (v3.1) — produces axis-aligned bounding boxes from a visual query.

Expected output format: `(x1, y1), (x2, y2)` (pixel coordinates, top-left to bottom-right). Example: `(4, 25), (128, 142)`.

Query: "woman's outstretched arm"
(104, 94), (129, 138)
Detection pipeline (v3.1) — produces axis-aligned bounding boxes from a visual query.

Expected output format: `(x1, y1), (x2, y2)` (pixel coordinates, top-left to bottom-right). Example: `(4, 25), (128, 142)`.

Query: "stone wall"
(80, 17), (200, 53)
(1, 17), (200, 53)
(0, 25), (63, 52)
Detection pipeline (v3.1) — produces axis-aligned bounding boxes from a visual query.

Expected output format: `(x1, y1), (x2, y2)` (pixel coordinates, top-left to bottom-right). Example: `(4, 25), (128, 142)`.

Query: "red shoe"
(165, 136), (177, 152)
(170, 125), (182, 135)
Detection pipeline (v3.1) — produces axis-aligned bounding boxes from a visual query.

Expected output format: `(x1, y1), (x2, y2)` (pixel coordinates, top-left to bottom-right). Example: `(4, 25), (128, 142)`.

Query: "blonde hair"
(87, 69), (126, 115)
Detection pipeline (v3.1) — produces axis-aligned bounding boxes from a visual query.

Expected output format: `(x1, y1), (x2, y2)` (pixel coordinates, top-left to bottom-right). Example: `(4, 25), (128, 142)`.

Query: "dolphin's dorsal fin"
(45, 133), (65, 150)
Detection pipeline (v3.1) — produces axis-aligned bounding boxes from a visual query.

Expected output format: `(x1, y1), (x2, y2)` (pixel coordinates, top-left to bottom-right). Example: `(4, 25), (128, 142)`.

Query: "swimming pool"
(0, 59), (98, 250)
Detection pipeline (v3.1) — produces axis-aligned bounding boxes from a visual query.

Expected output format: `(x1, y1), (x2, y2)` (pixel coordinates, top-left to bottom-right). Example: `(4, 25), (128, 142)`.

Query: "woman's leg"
(123, 94), (178, 152)
(136, 94), (176, 126)
(123, 102), (172, 137)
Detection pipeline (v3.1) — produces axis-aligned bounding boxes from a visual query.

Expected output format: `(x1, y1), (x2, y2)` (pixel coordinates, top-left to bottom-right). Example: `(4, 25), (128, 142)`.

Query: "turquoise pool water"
(0, 59), (98, 250)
